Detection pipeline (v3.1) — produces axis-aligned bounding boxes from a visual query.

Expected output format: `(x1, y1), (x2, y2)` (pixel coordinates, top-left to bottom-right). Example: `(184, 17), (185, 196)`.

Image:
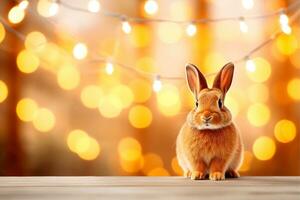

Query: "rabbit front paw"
(225, 169), (240, 178)
(190, 171), (206, 180)
(209, 172), (225, 181)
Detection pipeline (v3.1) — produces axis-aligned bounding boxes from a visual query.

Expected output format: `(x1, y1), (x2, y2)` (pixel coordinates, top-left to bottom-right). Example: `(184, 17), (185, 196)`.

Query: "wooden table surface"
(0, 176), (299, 200)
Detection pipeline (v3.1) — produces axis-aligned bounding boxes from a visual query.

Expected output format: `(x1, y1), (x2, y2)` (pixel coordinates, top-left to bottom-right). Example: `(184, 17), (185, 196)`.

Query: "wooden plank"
(0, 177), (299, 200)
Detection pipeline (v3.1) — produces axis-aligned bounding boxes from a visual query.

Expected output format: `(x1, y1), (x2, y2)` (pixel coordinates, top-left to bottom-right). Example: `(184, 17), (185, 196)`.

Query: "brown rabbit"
(176, 62), (243, 181)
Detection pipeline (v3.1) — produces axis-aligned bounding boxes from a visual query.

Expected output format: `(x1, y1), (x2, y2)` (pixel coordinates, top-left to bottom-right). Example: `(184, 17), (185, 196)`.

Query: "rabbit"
(176, 62), (243, 181)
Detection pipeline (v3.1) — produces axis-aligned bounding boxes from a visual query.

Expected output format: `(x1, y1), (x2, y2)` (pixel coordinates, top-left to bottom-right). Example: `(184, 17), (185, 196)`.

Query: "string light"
(242, 0), (254, 10)
(152, 75), (162, 92)
(144, 0), (158, 15)
(87, 0), (101, 13)
(73, 42), (88, 60)
(122, 19), (132, 34)
(8, 6), (25, 24)
(185, 23), (197, 37)
(279, 11), (292, 35)
(239, 17), (248, 33)
(105, 62), (114, 75)
(246, 58), (256, 72)
(48, 0), (59, 16)
(18, 0), (29, 10)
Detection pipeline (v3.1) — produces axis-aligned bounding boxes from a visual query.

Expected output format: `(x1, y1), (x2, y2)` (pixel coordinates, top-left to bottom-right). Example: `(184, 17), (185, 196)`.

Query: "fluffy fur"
(176, 63), (243, 181)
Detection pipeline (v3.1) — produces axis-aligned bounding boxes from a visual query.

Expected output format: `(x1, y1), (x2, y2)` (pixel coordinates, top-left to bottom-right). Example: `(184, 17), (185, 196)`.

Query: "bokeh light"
(98, 94), (122, 118)
(129, 25), (151, 48)
(128, 105), (152, 129)
(142, 153), (164, 175)
(57, 65), (80, 90)
(158, 22), (182, 44)
(8, 6), (25, 24)
(111, 85), (134, 109)
(147, 167), (169, 176)
(0, 22), (5, 44)
(18, 0), (29, 10)
(186, 23), (197, 37)
(80, 85), (103, 109)
(16, 98), (38, 122)
(246, 57), (271, 83)
(253, 136), (276, 161)
(118, 137), (142, 162)
(73, 43), (88, 60)
(247, 84), (269, 103)
(274, 119), (296, 143)
(247, 103), (270, 127)
(122, 21), (132, 34)
(120, 157), (144, 173)
(144, 0), (158, 15)
(25, 31), (47, 52)
(32, 108), (56, 132)
(225, 94), (240, 118)
(157, 84), (181, 117)
(17, 50), (40, 73)
(129, 79), (152, 103)
(37, 0), (59, 17)
(276, 34), (298, 55)
(289, 49), (300, 69)
(87, 0), (101, 13)
(242, 0), (254, 9)
(171, 157), (183, 175)
(0, 80), (8, 103)
(287, 78), (300, 100)
(67, 129), (89, 153)
(78, 138), (100, 161)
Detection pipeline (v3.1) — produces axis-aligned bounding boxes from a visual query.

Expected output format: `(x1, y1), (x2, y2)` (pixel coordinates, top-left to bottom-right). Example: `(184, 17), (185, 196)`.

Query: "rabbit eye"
(218, 98), (223, 109)
(195, 101), (199, 107)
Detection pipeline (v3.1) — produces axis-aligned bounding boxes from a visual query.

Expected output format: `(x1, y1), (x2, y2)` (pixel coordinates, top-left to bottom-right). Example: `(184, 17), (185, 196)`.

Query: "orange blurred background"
(0, 0), (299, 176)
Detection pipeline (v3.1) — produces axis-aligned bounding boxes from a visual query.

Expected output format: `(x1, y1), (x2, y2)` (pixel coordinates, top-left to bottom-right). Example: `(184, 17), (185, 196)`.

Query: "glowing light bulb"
(153, 75), (162, 92)
(88, 0), (101, 13)
(239, 17), (248, 33)
(246, 58), (256, 72)
(8, 6), (25, 24)
(73, 43), (88, 60)
(186, 23), (197, 37)
(105, 62), (114, 75)
(279, 13), (289, 25)
(122, 20), (132, 34)
(19, 0), (29, 10)
(144, 0), (158, 15)
(242, 0), (254, 10)
(48, 1), (59, 16)
(281, 24), (292, 35)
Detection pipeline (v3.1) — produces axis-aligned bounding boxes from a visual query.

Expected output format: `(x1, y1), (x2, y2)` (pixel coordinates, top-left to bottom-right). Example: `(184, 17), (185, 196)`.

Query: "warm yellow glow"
(142, 153), (164, 175)
(129, 25), (151, 48)
(57, 66), (80, 90)
(158, 22), (182, 44)
(8, 6), (25, 24)
(67, 129), (89, 153)
(274, 119), (296, 143)
(246, 57), (271, 83)
(120, 157), (144, 173)
(118, 137), (142, 162)
(17, 50), (40, 74)
(37, 0), (59, 17)
(203, 52), (226, 75)
(157, 84), (181, 116)
(239, 18), (248, 33)
(225, 95), (239, 118)
(0, 23), (6, 44)
(87, 0), (101, 13)
(247, 84), (269, 103)
(122, 21), (132, 34)
(147, 167), (170, 176)
(111, 85), (134, 109)
(281, 24), (292, 35)
(171, 157), (183, 175)
(129, 79), (152, 103)
(16, 98), (38, 122)
(18, 0), (29, 10)
(246, 59), (256, 72)
(170, 0), (192, 20)
(0, 80), (8, 103)
(247, 103), (270, 127)
(129, 105), (152, 129)
(73, 43), (88, 60)
(253, 136), (276, 161)
(279, 13), (289, 25)
(39, 43), (61, 70)
(239, 151), (253, 172)
(78, 138), (100, 161)
(152, 77), (162, 92)
(186, 23), (197, 36)
(276, 34), (298, 55)
(287, 78), (300, 101)
(136, 56), (156, 73)
(33, 108), (56, 132)
(98, 94), (123, 118)
(105, 62), (114, 75)
(144, 0), (158, 15)
(242, 0), (254, 9)
(80, 85), (103, 109)
(25, 31), (47, 52)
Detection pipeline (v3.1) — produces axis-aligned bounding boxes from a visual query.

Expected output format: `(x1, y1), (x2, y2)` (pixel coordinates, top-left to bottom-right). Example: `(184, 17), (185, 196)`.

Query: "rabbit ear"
(213, 62), (234, 95)
(185, 63), (208, 98)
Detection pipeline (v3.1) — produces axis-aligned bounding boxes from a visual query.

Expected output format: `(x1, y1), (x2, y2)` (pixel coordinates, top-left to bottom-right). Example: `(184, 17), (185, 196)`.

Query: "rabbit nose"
(201, 115), (213, 123)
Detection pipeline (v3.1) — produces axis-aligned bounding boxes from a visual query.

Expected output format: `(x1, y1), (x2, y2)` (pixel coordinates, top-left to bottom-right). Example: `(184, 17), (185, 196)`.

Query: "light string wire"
(58, 0), (300, 24)
(2, 0), (300, 81)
